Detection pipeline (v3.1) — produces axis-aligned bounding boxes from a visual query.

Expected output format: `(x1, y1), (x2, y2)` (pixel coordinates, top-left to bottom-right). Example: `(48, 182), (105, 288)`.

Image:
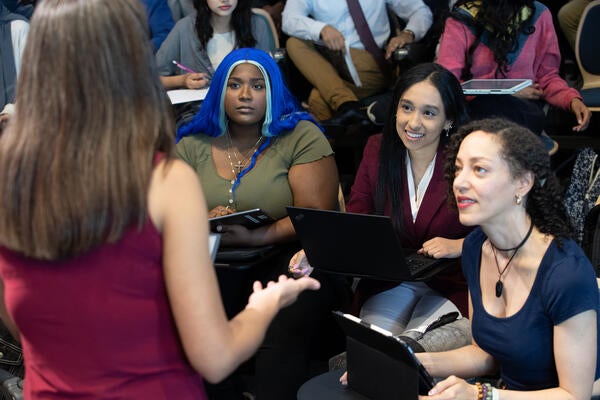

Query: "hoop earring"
(514, 194), (522, 205)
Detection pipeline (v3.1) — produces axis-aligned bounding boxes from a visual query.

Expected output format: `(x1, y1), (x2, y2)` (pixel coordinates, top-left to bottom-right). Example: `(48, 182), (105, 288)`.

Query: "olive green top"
(176, 120), (333, 220)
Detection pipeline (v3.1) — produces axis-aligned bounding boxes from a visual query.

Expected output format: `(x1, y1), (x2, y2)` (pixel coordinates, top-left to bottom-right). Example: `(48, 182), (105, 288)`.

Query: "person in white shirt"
(282, 0), (432, 122)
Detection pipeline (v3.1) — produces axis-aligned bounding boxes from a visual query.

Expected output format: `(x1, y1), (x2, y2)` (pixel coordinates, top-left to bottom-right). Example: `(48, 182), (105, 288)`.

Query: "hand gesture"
(418, 237), (463, 259)
(247, 275), (321, 311)
(419, 375), (477, 399)
(570, 98), (591, 132)
(320, 25), (346, 53)
(288, 249), (314, 278)
(184, 72), (210, 89)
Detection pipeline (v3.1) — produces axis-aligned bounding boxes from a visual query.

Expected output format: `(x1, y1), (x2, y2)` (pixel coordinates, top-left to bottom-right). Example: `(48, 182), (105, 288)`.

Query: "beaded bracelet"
(483, 383), (493, 400)
(482, 382), (488, 399)
(475, 382), (483, 400)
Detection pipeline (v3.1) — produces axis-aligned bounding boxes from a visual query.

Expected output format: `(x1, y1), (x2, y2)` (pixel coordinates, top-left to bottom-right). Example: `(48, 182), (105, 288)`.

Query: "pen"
(172, 60), (197, 74)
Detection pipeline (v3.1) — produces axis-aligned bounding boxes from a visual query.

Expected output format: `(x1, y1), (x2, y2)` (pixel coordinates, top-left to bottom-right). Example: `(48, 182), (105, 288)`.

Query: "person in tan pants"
(558, 0), (591, 51)
(282, 0), (432, 123)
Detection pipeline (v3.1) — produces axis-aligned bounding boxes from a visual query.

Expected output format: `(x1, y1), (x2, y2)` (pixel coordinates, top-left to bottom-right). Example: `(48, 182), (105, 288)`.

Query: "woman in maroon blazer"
(291, 63), (473, 352)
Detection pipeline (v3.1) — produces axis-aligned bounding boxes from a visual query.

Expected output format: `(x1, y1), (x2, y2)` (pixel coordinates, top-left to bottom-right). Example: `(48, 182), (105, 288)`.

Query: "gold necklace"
(225, 131), (263, 175)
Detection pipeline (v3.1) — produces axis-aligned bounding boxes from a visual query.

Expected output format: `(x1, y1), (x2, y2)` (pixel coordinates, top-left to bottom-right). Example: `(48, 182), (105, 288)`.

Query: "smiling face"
(224, 63), (267, 129)
(395, 80), (451, 157)
(207, 0), (237, 17)
(452, 130), (525, 227)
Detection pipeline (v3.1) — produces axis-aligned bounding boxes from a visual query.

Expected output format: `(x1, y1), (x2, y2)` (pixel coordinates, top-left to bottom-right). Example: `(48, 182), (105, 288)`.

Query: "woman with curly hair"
(436, 0), (590, 142)
(156, 0), (273, 90)
(416, 118), (600, 399)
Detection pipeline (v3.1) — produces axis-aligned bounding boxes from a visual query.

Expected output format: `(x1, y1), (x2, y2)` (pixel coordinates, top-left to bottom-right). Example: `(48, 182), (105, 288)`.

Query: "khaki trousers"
(558, 0), (591, 51)
(286, 36), (391, 120)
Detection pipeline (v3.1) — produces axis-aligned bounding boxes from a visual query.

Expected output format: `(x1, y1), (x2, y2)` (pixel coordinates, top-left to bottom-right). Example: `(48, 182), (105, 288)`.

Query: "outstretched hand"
(247, 275), (321, 312)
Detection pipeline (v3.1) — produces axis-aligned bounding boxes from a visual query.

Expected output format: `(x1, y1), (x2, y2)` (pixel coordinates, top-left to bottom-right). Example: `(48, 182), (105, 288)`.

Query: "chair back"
(575, 0), (600, 111)
(251, 8), (279, 52)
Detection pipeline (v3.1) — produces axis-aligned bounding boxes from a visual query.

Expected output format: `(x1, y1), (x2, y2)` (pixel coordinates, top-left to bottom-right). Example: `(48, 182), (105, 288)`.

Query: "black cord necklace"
(489, 220), (534, 298)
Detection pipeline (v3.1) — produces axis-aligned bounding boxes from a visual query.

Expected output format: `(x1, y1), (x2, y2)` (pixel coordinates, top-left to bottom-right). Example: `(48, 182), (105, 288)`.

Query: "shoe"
(540, 132), (559, 155)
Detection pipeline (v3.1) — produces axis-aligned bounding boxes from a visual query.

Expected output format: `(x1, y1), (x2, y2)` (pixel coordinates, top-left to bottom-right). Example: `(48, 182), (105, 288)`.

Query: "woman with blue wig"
(177, 48), (352, 399)
(177, 47), (339, 244)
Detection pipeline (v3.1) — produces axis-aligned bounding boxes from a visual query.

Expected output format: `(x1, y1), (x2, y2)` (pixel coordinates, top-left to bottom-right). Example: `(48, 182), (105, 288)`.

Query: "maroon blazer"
(346, 134), (473, 315)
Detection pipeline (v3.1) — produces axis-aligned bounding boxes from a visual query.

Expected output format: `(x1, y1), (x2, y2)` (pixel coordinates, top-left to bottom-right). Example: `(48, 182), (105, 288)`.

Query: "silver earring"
(444, 123), (453, 137)
(515, 194), (522, 205)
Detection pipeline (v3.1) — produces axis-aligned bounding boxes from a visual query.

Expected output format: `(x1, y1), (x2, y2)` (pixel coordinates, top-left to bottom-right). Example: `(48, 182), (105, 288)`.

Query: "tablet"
(209, 208), (274, 231)
(461, 78), (532, 95)
(332, 311), (435, 397)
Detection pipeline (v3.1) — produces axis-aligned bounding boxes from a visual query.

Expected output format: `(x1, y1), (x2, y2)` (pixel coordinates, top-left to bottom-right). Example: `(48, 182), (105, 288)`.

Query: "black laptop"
(287, 207), (452, 281)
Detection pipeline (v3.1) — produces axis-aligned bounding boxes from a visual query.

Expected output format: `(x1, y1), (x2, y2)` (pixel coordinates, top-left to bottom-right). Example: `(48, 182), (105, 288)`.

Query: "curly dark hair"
(193, 0), (256, 50)
(444, 118), (573, 243)
(450, 0), (536, 80)
(375, 63), (469, 236)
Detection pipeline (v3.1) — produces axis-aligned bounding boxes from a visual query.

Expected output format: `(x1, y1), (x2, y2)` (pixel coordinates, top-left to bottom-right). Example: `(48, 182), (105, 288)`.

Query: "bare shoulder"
(149, 158), (204, 231)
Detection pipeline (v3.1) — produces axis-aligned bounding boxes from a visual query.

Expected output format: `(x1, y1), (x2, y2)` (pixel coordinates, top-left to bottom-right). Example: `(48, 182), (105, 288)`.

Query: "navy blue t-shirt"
(463, 228), (600, 390)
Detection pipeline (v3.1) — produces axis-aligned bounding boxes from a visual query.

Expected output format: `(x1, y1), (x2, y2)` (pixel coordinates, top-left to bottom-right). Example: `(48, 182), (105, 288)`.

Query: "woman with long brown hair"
(0, 0), (318, 398)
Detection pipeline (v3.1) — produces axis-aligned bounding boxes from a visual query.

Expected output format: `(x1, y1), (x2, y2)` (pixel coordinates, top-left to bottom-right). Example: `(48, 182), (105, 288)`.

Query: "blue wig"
(176, 48), (320, 142)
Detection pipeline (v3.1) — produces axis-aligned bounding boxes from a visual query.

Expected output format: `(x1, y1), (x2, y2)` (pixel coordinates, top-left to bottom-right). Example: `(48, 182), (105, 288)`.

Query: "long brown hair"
(0, 0), (175, 260)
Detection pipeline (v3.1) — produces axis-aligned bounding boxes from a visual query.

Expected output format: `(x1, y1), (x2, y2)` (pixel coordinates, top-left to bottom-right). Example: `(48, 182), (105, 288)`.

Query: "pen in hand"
(172, 60), (197, 74)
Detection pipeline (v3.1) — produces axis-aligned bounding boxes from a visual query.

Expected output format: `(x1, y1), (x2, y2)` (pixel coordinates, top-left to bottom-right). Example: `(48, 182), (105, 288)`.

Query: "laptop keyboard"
(405, 254), (437, 275)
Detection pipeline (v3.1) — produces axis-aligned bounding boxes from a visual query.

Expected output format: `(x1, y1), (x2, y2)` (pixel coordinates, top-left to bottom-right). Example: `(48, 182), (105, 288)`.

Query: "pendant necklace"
(489, 220), (534, 298)
(225, 131), (263, 176)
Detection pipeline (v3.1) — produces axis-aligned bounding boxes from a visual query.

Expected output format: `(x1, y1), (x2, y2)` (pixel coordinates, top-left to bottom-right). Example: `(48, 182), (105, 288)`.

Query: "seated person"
(156, 0), (274, 90)
(558, 0), (591, 53)
(176, 47), (352, 399)
(282, 0), (433, 122)
(436, 0), (591, 143)
(415, 118), (600, 399)
(139, 0), (175, 52)
(0, 1), (319, 398)
(0, 2), (28, 127)
(291, 62), (474, 352)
